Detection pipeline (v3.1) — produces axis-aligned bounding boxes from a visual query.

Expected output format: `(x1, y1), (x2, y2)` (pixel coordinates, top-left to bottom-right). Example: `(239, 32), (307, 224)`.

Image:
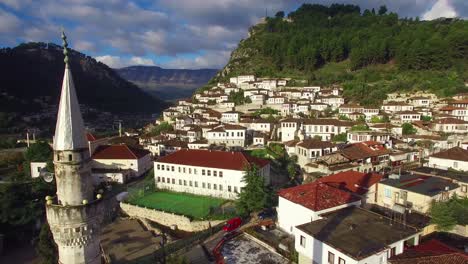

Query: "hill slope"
(211, 4), (468, 105)
(0, 42), (168, 113)
(117, 66), (217, 101)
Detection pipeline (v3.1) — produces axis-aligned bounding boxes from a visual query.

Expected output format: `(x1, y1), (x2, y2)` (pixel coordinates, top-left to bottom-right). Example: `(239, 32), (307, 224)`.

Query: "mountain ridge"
(0, 42), (168, 114)
(116, 66), (218, 101)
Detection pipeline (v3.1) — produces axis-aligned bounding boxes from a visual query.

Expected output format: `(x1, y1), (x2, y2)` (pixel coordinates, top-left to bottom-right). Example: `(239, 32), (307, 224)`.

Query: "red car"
(223, 217), (242, 232)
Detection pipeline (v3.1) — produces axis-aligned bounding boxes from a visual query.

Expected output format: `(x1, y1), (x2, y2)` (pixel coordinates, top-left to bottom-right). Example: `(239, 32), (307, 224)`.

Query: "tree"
(421, 116), (432, 122)
(350, 124), (370, 131)
(36, 223), (58, 264)
(236, 165), (271, 215)
(332, 133), (347, 142)
(23, 141), (53, 178)
(147, 122), (173, 136)
(275, 11), (285, 19)
(378, 5), (387, 15)
(429, 196), (468, 231)
(402, 123), (417, 135)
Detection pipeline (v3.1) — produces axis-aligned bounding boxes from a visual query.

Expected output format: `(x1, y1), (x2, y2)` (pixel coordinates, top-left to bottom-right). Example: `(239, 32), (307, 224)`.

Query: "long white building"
(154, 149), (270, 199)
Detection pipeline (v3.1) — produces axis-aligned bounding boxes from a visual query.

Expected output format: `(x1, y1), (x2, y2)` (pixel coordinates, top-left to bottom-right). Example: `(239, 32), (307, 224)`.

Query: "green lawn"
(131, 191), (226, 220)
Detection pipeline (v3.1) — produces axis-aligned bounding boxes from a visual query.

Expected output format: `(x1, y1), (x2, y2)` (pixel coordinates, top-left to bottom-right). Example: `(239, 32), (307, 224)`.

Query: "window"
(157, 177), (161, 182)
(178, 167), (181, 173)
(214, 171), (217, 177)
(194, 168), (197, 175)
(234, 186), (238, 193)
(189, 168), (192, 174)
(338, 257), (345, 264)
(68, 154), (72, 161)
(388, 247), (396, 258)
(194, 181), (198, 187)
(162, 177), (165, 183)
(219, 185), (223, 191)
(202, 182), (206, 188)
(214, 184), (217, 190)
(207, 183), (211, 189)
(384, 188), (392, 198)
(189, 181), (193, 187)
(299, 235), (306, 247)
(183, 167), (186, 173)
(183, 180), (187, 186)
(162, 165), (165, 170)
(207, 170), (211, 176)
(228, 186), (232, 192)
(166, 166), (170, 171)
(157, 164), (160, 170)
(328, 252), (335, 264)
(171, 166), (174, 172)
(179, 179), (182, 185)
(454, 161), (458, 168)
(202, 169), (206, 176)
(172, 179), (175, 184)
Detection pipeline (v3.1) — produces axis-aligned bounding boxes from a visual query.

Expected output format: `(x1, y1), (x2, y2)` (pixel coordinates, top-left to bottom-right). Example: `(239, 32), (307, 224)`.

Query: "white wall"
(154, 162), (270, 200)
(428, 156), (468, 171)
(277, 197), (361, 234)
(30, 161), (47, 178)
(93, 155), (152, 178)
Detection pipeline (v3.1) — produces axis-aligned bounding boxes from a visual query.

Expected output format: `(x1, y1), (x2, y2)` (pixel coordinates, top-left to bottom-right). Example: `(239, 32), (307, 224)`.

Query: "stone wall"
(120, 203), (224, 232)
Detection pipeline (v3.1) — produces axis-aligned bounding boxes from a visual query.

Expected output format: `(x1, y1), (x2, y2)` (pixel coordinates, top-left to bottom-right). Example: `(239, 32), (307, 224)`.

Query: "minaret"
(46, 32), (102, 264)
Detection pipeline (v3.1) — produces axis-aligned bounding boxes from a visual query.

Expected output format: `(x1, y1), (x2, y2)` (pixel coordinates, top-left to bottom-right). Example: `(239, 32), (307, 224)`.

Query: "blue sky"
(0, 0), (465, 69)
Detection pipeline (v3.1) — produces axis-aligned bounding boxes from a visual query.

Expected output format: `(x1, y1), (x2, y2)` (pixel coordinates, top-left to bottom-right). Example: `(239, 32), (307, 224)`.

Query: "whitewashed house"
(294, 207), (420, 264)
(396, 111), (421, 123)
(154, 149), (270, 199)
(432, 118), (468, 133)
(206, 124), (247, 147)
(221, 111), (242, 123)
(91, 144), (152, 183)
(382, 102), (414, 113)
(428, 147), (468, 171)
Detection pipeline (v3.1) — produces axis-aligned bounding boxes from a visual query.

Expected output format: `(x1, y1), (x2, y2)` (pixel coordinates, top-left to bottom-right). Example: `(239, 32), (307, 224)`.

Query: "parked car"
(223, 217), (242, 232)
(257, 208), (275, 220)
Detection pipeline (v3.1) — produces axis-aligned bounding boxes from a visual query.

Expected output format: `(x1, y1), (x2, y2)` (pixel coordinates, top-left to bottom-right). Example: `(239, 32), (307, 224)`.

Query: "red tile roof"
(278, 182), (360, 212)
(390, 239), (467, 264)
(156, 149), (269, 171)
(430, 147), (468, 162)
(92, 145), (150, 160)
(318, 171), (382, 195)
(341, 142), (390, 160)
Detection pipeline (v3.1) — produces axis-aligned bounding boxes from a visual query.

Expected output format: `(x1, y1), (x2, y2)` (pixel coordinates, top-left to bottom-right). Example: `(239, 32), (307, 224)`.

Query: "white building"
(277, 182), (361, 234)
(206, 124), (248, 147)
(347, 131), (391, 145)
(154, 149), (270, 199)
(396, 111), (421, 123)
(295, 139), (337, 167)
(382, 102), (414, 113)
(221, 111), (242, 123)
(432, 118), (468, 133)
(294, 207), (420, 264)
(279, 118), (303, 142)
(91, 144), (152, 183)
(302, 119), (354, 141)
(30, 161), (48, 178)
(428, 147), (468, 171)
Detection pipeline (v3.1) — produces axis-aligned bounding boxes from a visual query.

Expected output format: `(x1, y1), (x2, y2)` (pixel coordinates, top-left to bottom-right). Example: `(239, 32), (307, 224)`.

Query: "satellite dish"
(39, 168), (55, 183)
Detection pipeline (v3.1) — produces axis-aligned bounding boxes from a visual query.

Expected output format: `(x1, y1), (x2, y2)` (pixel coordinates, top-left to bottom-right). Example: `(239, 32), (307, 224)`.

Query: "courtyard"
(221, 235), (288, 264)
(130, 191), (230, 220)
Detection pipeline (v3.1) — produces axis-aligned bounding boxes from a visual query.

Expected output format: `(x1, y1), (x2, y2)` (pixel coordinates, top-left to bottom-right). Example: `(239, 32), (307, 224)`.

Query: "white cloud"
(422, 0), (457, 20)
(0, 9), (21, 33)
(161, 50), (230, 69)
(95, 55), (156, 68)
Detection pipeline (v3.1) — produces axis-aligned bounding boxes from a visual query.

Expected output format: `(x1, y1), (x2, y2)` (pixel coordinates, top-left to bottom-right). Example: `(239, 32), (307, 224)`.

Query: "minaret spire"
(53, 31), (87, 151)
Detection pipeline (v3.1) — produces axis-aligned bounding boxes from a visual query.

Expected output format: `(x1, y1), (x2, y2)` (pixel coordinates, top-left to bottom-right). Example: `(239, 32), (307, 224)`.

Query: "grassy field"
(131, 191), (226, 220)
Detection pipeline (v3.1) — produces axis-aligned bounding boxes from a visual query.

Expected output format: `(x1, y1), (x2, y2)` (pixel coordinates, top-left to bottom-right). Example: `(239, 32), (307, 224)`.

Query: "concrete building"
(46, 32), (102, 264)
(277, 182), (361, 234)
(206, 124), (248, 147)
(91, 144), (152, 183)
(428, 147), (468, 171)
(302, 119), (354, 141)
(295, 207), (420, 264)
(295, 139), (337, 167)
(30, 161), (47, 178)
(376, 173), (460, 213)
(154, 149), (270, 199)
(432, 118), (468, 133)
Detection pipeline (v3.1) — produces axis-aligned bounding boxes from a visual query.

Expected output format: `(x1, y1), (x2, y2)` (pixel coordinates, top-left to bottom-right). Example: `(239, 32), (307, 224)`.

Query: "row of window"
(157, 177), (239, 192)
(209, 131), (244, 137)
(156, 164), (223, 177)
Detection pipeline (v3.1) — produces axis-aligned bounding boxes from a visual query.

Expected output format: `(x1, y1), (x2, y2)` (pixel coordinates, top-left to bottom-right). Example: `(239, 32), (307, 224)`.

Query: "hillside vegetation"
(213, 4), (468, 105)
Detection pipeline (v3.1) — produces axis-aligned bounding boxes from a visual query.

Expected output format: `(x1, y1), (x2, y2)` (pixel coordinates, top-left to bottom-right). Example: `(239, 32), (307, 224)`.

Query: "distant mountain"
(117, 66), (218, 101)
(0, 42), (168, 114)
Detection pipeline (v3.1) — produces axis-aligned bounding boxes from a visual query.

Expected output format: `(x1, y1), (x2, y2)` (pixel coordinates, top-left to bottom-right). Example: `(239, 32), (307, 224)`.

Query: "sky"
(0, 0), (466, 69)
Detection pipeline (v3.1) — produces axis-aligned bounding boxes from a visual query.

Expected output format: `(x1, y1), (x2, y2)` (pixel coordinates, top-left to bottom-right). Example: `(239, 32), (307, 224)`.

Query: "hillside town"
(20, 68), (467, 264)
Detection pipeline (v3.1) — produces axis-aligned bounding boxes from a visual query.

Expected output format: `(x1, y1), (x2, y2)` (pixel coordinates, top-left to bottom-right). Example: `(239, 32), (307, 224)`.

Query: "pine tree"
(36, 223), (58, 264)
(236, 165), (271, 216)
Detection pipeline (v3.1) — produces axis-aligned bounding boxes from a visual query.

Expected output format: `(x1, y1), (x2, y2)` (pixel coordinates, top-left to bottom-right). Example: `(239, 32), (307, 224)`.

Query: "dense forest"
(214, 4), (468, 105)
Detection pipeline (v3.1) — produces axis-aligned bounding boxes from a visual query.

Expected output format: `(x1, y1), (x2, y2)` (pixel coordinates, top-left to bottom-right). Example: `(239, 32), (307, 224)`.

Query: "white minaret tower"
(46, 32), (102, 264)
